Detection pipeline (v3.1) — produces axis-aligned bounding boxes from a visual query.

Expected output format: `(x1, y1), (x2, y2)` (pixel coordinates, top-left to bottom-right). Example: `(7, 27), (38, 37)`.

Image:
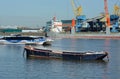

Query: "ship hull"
(24, 46), (108, 60)
(0, 36), (53, 45)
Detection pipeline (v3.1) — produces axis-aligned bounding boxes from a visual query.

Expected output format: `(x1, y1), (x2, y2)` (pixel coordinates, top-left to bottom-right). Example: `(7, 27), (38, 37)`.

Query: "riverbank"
(1, 32), (120, 39)
(48, 32), (120, 39)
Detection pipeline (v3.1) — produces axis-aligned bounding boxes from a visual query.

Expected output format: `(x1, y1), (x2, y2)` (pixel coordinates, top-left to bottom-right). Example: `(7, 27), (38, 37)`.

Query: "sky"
(0, 0), (118, 27)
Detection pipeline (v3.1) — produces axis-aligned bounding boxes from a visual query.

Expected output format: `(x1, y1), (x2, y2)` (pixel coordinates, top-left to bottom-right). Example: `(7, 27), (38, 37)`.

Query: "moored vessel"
(24, 46), (108, 60)
(0, 34), (53, 45)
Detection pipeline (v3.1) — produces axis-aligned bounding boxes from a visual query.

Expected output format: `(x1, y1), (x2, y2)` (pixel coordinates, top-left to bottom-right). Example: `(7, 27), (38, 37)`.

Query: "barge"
(24, 46), (108, 60)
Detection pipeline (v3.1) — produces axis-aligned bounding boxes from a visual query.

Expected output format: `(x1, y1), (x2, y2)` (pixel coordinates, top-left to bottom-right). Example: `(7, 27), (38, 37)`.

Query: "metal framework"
(104, 0), (111, 27)
(71, 0), (82, 17)
(113, 0), (120, 15)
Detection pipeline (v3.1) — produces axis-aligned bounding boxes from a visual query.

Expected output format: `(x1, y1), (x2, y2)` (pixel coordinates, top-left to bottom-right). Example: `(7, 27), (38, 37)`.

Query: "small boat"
(0, 34), (53, 45)
(24, 46), (108, 60)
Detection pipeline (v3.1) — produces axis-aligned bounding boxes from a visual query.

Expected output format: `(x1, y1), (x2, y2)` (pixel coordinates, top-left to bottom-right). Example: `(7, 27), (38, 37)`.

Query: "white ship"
(49, 17), (62, 33)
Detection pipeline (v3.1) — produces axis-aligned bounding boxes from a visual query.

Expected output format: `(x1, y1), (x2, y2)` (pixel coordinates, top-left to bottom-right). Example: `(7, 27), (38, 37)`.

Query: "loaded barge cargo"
(24, 46), (108, 60)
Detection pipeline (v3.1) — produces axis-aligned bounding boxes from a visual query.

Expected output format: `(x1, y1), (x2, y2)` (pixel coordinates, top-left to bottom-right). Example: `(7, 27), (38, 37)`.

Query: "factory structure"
(45, 15), (120, 33)
(45, 0), (120, 33)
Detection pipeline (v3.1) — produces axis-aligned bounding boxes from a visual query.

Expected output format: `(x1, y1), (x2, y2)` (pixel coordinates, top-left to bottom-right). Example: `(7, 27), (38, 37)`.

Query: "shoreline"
(0, 32), (120, 39)
(49, 32), (120, 39)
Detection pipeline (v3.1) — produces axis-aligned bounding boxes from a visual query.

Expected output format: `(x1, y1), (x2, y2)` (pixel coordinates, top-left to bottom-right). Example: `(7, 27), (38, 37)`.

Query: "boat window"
(2, 37), (35, 40)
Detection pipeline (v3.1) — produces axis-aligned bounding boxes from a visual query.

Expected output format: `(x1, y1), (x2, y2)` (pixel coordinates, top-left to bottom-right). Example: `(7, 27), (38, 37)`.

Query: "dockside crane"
(104, 0), (111, 26)
(113, 5), (120, 15)
(104, 0), (111, 34)
(71, 0), (86, 32)
(110, 0), (120, 32)
(104, 0), (120, 33)
(70, 0), (118, 33)
(71, 0), (82, 17)
(113, 0), (120, 15)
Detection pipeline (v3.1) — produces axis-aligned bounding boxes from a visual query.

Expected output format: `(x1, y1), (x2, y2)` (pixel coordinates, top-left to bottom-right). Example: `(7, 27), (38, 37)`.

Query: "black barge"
(24, 46), (108, 60)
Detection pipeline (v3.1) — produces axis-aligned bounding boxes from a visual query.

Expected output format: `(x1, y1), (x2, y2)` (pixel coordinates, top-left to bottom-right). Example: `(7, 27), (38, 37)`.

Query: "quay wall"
(1, 31), (120, 39)
(48, 32), (120, 39)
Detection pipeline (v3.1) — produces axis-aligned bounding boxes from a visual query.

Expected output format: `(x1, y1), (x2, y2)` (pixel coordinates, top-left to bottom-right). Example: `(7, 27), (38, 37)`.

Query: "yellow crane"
(71, 0), (82, 17)
(113, 0), (120, 16)
(113, 5), (120, 15)
(70, 0), (86, 32)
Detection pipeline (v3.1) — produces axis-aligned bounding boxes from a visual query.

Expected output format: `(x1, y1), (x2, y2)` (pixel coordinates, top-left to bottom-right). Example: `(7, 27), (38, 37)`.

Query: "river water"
(0, 38), (120, 79)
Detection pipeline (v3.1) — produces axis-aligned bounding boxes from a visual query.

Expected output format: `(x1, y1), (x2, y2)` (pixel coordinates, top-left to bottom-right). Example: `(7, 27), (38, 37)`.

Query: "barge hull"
(24, 46), (108, 60)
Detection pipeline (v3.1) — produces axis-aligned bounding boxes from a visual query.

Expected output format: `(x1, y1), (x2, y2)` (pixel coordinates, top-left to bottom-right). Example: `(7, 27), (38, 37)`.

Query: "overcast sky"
(0, 0), (118, 27)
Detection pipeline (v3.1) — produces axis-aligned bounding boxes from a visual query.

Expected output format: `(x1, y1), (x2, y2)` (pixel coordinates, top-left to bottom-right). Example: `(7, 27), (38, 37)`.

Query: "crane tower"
(71, 0), (86, 32)
(104, 0), (111, 34)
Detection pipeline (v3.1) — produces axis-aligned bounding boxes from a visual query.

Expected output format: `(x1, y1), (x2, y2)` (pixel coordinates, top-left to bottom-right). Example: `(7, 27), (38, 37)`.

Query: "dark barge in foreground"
(24, 46), (108, 60)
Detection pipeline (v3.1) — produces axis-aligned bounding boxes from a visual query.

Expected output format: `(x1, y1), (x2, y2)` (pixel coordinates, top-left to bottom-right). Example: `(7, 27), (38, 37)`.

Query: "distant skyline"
(0, 0), (118, 27)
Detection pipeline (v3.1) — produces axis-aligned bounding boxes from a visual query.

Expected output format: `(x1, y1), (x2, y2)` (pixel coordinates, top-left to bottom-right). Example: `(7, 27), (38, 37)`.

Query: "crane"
(71, 0), (82, 17)
(113, 5), (120, 15)
(71, 0), (86, 32)
(113, 0), (120, 15)
(110, 0), (120, 32)
(104, 0), (111, 27)
(104, 0), (111, 34)
(104, 0), (119, 33)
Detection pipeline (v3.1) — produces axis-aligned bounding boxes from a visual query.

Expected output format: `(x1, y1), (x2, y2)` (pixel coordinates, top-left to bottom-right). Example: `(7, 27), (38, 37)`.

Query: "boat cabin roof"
(1, 36), (45, 40)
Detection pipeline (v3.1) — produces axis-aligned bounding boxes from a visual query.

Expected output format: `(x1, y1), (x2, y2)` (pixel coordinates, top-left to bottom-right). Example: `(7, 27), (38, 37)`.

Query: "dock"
(48, 32), (120, 39)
